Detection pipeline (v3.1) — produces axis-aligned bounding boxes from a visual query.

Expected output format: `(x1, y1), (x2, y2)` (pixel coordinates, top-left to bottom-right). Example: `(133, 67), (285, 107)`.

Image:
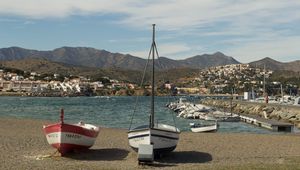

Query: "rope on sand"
(25, 150), (60, 160)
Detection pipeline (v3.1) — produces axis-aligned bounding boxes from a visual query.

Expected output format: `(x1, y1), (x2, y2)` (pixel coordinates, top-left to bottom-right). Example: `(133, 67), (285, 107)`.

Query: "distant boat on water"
(294, 97), (300, 106)
(43, 109), (100, 155)
(190, 121), (218, 133)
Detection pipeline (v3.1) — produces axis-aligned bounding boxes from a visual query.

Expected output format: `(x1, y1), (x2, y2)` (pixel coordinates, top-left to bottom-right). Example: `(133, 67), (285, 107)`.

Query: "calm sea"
(0, 96), (276, 133)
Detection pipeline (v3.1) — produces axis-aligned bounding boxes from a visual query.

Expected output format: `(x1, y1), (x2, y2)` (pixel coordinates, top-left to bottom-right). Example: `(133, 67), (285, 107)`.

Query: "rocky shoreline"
(0, 89), (167, 97)
(200, 99), (300, 128)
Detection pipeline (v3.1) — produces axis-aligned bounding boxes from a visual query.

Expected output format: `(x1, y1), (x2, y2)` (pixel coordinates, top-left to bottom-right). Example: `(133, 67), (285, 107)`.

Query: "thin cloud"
(1, 1), (299, 29)
(124, 43), (191, 59)
(158, 43), (191, 56)
(226, 36), (300, 63)
(0, 0), (135, 18)
(23, 21), (35, 25)
(0, 0), (299, 62)
(108, 37), (149, 44)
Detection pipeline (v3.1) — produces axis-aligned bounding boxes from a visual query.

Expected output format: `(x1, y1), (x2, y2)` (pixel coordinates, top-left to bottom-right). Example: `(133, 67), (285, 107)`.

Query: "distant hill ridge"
(249, 57), (300, 72)
(0, 58), (201, 83)
(0, 47), (240, 70)
(1, 47), (299, 72)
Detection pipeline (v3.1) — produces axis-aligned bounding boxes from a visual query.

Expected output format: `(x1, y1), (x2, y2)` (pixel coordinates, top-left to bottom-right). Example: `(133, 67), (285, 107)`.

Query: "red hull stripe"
(52, 143), (91, 154)
(43, 123), (99, 138)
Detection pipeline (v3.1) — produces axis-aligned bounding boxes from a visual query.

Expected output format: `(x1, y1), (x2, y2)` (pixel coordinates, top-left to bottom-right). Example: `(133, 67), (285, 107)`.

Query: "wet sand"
(1, 117), (300, 170)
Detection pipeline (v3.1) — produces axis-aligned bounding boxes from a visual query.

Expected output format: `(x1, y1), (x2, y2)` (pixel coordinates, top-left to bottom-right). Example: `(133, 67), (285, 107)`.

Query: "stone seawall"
(200, 99), (300, 128)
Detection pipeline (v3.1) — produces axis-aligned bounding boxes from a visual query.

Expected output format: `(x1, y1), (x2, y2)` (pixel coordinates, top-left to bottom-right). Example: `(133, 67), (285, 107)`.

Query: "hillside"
(0, 47), (240, 70)
(0, 58), (200, 84)
(0, 58), (87, 75)
(249, 57), (300, 72)
(181, 52), (240, 68)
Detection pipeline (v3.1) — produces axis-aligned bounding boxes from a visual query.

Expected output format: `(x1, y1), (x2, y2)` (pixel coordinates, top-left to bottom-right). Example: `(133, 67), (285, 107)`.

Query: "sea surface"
(0, 96), (282, 133)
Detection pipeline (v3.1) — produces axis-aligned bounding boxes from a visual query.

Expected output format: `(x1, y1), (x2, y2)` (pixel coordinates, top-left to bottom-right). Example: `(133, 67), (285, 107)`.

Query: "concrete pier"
(239, 114), (294, 132)
(200, 99), (300, 128)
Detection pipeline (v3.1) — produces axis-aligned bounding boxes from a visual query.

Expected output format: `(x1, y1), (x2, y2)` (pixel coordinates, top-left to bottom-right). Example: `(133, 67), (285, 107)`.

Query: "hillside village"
(177, 64), (299, 96)
(0, 64), (299, 97)
(0, 69), (136, 96)
(177, 64), (270, 94)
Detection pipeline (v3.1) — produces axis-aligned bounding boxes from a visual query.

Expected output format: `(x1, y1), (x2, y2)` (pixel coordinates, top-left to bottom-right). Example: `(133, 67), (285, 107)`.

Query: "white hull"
(191, 124), (217, 133)
(204, 116), (217, 121)
(45, 131), (96, 147)
(128, 124), (179, 154)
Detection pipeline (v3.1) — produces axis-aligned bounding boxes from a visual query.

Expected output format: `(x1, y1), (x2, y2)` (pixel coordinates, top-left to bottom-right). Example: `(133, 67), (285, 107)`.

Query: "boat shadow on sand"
(159, 151), (212, 163)
(64, 148), (129, 161)
(149, 151), (212, 167)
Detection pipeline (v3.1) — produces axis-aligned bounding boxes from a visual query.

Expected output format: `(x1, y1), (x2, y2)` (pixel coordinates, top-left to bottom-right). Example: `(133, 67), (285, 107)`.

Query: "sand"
(1, 117), (300, 170)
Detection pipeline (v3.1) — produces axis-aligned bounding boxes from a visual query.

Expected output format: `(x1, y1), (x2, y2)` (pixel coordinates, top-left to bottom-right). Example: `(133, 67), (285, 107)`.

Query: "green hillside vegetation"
(0, 58), (200, 85)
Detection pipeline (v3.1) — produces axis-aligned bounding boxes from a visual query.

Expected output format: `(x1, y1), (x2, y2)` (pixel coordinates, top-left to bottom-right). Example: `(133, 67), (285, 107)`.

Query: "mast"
(150, 24), (155, 128)
(60, 108), (64, 124)
(280, 83), (283, 102)
(230, 88), (233, 116)
(263, 64), (266, 94)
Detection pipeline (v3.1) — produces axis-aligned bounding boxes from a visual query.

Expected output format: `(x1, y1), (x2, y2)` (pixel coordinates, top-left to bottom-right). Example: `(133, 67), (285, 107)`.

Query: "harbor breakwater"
(200, 99), (300, 128)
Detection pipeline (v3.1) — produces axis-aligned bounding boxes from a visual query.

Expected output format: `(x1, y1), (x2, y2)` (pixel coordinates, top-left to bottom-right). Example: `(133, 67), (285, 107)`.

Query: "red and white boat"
(43, 109), (100, 155)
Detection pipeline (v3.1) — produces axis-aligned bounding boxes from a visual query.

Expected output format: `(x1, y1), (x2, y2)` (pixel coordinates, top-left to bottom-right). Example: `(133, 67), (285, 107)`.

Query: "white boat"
(190, 122), (218, 133)
(128, 124), (179, 154)
(294, 97), (300, 106)
(128, 24), (180, 156)
(204, 115), (217, 121)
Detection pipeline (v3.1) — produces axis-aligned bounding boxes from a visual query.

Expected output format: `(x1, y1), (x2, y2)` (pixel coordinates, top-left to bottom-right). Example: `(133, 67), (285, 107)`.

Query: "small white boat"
(294, 97), (300, 106)
(43, 109), (100, 156)
(204, 115), (217, 121)
(190, 122), (218, 133)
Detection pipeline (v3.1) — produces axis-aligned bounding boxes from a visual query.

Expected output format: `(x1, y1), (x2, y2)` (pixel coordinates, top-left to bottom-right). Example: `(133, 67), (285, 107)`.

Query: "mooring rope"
(153, 42), (178, 131)
(24, 150), (60, 160)
(128, 43), (153, 130)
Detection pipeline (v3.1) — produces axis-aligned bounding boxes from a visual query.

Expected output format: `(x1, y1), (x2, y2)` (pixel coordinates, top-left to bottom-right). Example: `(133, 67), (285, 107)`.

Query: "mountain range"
(0, 46), (299, 75)
(249, 57), (300, 72)
(0, 47), (239, 70)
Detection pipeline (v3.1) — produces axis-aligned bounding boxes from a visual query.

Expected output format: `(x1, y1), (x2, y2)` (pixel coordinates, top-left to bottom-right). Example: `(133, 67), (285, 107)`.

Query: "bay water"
(0, 96), (276, 133)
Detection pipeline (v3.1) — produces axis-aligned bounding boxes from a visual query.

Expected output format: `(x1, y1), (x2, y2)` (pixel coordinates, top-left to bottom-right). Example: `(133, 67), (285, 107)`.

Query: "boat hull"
(128, 124), (180, 155)
(190, 124), (217, 133)
(43, 123), (99, 155)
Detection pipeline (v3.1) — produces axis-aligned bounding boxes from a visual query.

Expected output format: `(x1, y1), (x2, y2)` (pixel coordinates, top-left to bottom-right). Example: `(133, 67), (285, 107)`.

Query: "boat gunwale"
(43, 122), (100, 138)
(43, 122), (99, 131)
(128, 127), (180, 134)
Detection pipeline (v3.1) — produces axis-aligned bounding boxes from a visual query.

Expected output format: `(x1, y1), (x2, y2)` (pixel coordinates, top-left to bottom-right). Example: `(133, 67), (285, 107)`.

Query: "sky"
(0, 0), (299, 63)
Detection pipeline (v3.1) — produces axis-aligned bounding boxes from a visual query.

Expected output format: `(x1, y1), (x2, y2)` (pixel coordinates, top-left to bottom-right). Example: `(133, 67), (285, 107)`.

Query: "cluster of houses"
(0, 69), (136, 96)
(203, 64), (273, 93)
(175, 64), (298, 96)
(0, 64), (299, 96)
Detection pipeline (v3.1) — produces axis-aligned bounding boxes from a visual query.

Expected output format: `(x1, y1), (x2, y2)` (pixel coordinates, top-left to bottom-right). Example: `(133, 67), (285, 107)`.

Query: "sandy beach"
(1, 117), (300, 170)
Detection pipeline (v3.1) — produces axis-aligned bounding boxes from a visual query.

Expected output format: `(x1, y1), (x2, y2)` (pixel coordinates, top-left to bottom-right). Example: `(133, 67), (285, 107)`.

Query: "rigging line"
(171, 104), (178, 132)
(153, 41), (178, 130)
(128, 42), (153, 130)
